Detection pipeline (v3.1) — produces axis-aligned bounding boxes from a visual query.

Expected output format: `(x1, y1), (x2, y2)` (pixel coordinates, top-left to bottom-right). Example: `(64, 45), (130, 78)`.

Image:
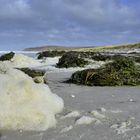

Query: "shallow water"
(0, 51), (37, 58)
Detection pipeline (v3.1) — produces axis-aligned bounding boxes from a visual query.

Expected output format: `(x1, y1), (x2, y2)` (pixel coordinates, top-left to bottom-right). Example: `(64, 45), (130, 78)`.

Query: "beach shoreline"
(1, 71), (140, 140)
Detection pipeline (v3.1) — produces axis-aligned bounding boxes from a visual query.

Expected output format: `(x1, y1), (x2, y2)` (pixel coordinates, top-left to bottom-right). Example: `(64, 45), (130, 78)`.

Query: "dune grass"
(72, 42), (140, 52)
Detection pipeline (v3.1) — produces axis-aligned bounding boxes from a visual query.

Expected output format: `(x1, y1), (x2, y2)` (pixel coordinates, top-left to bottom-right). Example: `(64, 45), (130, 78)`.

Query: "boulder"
(37, 51), (66, 59)
(56, 52), (89, 68)
(0, 52), (15, 61)
(17, 68), (45, 78)
(17, 68), (46, 83)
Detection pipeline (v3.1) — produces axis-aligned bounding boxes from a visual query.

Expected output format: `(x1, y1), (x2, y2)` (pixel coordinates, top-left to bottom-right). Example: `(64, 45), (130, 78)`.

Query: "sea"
(0, 51), (37, 58)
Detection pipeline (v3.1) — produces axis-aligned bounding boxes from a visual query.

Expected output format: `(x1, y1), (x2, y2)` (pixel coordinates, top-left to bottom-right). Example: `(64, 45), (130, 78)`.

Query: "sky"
(0, 0), (140, 50)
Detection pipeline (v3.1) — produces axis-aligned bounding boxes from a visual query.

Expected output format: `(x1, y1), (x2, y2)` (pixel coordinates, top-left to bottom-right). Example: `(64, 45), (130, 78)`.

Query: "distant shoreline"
(24, 42), (140, 52)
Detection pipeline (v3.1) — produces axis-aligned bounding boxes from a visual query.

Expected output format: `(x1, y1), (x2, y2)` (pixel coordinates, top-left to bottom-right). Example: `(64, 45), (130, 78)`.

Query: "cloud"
(53, 0), (138, 30)
(0, 0), (139, 50)
(0, 0), (32, 19)
(0, 0), (139, 30)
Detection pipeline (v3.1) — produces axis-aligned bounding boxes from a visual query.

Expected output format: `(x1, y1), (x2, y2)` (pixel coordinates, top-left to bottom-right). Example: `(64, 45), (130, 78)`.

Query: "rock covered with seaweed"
(67, 57), (140, 86)
(0, 52), (15, 61)
(17, 68), (47, 83)
(37, 51), (66, 59)
(56, 52), (89, 68)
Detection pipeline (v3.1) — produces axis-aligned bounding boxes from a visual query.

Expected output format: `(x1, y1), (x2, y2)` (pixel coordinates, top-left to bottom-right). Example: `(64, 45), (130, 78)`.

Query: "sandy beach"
(1, 71), (140, 140)
(0, 0), (140, 139)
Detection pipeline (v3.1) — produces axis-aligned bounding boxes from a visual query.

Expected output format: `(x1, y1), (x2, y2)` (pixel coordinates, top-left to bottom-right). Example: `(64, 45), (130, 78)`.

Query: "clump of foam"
(75, 116), (98, 125)
(35, 59), (106, 73)
(110, 120), (132, 134)
(11, 53), (40, 67)
(40, 57), (60, 66)
(91, 110), (106, 119)
(2, 54), (41, 68)
(60, 125), (73, 133)
(0, 62), (64, 130)
(97, 107), (106, 112)
(109, 110), (123, 113)
(61, 111), (81, 119)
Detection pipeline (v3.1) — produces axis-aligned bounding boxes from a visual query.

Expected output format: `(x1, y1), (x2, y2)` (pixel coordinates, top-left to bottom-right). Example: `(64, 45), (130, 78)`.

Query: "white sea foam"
(61, 111), (81, 119)
(11, 53), (41, 67)
(75, 116), (98, 125)
(97, 107), (106, 112)
(1, 53), (40, 68)
(91, 110), (106, 119)
(109, 110), (123, 113)
(1, 52), (105, 73)
(39, 57), (60, 66)
(1, 54), (61, 70)
(60, 125), (73, 133)
(110, 120), (132, 135)
(0, 62), (64, 130)
(36, 60), (106, 73)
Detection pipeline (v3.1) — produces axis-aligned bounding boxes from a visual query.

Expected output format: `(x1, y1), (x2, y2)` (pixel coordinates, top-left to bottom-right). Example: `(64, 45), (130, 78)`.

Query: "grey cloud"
(57, 0), (138, 30)
(0, 0), (139, 50)
(0, 0), (139, 30)
(0, 0), (32, 19)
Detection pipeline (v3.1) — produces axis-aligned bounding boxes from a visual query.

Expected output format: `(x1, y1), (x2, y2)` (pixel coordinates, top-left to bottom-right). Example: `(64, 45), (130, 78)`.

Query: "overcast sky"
(0, 0), (140, 50)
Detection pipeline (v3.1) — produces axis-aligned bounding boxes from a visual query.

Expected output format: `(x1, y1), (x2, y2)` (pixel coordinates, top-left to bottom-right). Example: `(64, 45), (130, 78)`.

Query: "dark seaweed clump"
(0, 52), (15, 61)
(67, 57), (140, 86)
(37, 51), (66, 59)
(17, 68), (46, 83)
(56, 52), (89, 68)
(17, 68), (45, 78)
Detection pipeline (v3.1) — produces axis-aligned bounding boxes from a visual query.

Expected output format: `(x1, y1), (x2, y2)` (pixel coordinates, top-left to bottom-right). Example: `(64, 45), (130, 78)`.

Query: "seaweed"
(37, 51), (66, 59)
(56, 52), (89, 68)
(17, 68), (46, 83)
(0, 52), (15, 61)
(67, 57), (140, 86)
(17, 68), (45, 78)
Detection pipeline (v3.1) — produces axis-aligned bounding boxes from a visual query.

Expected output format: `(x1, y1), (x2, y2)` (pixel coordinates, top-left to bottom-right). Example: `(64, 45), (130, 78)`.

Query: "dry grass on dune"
(72, 42), (140, 52)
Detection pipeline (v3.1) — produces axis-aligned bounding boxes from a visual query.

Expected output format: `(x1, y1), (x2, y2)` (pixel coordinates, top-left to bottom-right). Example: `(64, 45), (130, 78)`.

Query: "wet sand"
(1, 72), (140, 140)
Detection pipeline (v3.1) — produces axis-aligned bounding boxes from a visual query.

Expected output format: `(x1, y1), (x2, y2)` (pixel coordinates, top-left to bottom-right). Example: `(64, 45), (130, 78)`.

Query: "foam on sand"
(0, 62), (64, 130)
(75, 116), (98, 125)
(60, 125), (73, 133)
(110, 120), (132, 135)
(61, 111), (81, 119)
(91, 110), (106, 119)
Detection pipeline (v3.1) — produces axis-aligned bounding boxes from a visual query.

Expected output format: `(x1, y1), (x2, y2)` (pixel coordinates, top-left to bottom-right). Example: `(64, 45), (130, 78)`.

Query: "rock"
(37, 51), (66, 59)
(0, 52), (15, 61)
(67, 56), (140, 86)
(17, 68), (46, 83)
(17, 68), (45, 78)
(91, 52), (112, 61)
(56, 52), (89, 68)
